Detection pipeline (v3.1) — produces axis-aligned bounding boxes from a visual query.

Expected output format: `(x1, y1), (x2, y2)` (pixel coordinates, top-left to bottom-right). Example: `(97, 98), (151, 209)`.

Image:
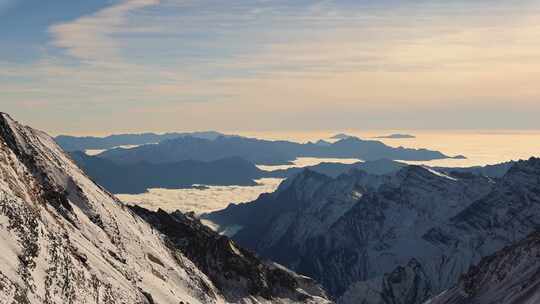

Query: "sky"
(2, 0), (540, 135)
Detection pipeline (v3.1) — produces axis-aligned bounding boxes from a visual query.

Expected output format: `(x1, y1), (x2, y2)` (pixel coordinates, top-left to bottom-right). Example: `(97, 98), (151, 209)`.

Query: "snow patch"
(425, 167), (458, 181)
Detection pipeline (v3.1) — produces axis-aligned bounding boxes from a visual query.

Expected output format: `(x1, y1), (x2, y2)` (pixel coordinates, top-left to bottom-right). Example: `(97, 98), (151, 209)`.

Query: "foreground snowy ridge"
(0, 112), (331, 304)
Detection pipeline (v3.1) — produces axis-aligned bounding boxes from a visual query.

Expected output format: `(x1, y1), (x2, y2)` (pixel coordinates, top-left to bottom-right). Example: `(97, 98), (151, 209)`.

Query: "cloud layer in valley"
(116, 178), (283, 214)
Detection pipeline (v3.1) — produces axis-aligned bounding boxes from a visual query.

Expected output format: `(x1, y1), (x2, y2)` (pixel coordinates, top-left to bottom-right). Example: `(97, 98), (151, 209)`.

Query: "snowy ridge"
(0, 113), (331, 304)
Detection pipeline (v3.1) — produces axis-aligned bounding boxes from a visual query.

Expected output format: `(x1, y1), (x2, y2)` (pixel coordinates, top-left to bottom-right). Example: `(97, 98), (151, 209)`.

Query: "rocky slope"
(426, 231), (540, 304)
(207, 158), (540, 303)
(0, 113), (331, 304)
(335, 158), (540, 304)
(130, 206), (329, 303)
(205, 169), (388, 255)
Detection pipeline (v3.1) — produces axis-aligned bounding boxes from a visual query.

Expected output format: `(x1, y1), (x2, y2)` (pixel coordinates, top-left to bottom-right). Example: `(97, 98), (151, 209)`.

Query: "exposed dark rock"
(130, 205), (329, 303)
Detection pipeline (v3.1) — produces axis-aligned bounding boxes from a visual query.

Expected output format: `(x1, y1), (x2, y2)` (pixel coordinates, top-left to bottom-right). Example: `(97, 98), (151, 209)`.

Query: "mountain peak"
(505, 157), (540, 177)
(275, 168), (333, 198)
(297, 168), (333, 180)
(0, 112), (15, 145)
(330, 133), (354, 140)
(0, 112), (13, 119)
(336, 136), (363, 143)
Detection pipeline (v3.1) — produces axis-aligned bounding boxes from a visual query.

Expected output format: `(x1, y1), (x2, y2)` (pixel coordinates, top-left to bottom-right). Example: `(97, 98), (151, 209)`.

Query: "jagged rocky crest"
(0, 113), (331, 304)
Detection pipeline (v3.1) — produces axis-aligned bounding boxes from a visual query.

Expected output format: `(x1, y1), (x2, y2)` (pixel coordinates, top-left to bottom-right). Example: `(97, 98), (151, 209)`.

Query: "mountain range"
(70, 152), (410, 194)
(69, 152), (510, 195)
(55, 131), (224, 151)
(71, 133), (459, 166)
(70, 151), (265, 194)
(0, 113), (331, 304)
(374, 134), (416, 139)
(204, 157), (540, 304)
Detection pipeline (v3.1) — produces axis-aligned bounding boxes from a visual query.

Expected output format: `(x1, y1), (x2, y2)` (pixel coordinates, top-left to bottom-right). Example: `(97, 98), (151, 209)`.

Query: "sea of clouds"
(117, 178), (283, 215)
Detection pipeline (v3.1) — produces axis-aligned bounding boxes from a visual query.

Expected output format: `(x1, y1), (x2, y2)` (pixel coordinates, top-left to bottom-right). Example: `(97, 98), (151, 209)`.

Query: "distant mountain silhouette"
(97, 135), (457, 165)
(434, 161), (514, 178)
(313, 139), (332, 146)
(273, 159), (512, 179)
(56, 131), (224, 151)
(71, 151), (413, 193)
(374, 133), (416, 139)
(271, 159), (407, 178)
(330, 133), (353, 140)
(71, 148), (508, 195)
(70, 151), (264, 194)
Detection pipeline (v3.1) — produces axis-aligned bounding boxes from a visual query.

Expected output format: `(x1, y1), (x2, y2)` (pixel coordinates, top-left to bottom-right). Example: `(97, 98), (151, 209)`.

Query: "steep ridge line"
(0, 112), (332, 304)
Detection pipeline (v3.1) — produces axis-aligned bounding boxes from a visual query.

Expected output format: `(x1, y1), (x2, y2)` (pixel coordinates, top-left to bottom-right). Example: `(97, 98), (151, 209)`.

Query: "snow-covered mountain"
(0, 113), (331, 304)
(205, 168), (389, 255)
(206, 157), (540, 304)
(426, 230), (540, 304)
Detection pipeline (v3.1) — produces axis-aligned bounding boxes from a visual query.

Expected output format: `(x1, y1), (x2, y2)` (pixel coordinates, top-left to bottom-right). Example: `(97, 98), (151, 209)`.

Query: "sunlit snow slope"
(0, 113), (331, 304)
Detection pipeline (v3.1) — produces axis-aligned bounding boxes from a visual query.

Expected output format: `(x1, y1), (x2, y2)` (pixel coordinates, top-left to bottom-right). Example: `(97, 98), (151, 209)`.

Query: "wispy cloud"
(49, 0), (160, 63)
(2, 0), (540, 133)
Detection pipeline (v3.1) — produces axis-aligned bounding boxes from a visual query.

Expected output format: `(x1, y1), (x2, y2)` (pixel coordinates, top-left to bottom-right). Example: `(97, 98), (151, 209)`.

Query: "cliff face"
(0, 113), (331, 304)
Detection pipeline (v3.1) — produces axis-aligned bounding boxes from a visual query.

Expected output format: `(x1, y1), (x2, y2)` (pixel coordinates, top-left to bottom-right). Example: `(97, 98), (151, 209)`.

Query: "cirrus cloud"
(49, 0), (160, 63)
